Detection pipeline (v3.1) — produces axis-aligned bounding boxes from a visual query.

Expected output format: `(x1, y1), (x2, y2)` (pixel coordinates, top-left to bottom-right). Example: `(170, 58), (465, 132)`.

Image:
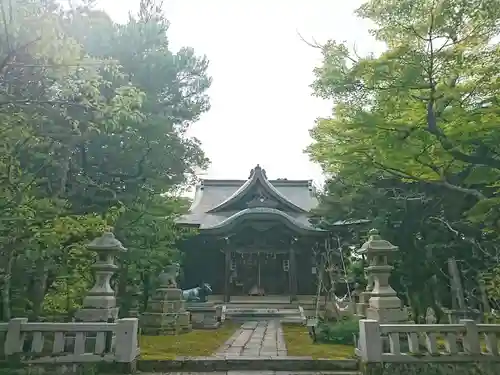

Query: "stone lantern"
(357, 229), (406, 323)
(75, 231), (126, 322)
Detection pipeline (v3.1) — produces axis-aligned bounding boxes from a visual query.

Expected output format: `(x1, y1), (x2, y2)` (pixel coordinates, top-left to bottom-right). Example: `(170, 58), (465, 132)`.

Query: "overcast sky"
(96, 0), (380, 185)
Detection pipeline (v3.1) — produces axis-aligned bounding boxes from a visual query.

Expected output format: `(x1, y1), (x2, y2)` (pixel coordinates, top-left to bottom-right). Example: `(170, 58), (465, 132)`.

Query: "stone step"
(137, 358), (359, 373)
(142, 372), (360, 375)
(224, 306), (305, 324)
(280, 317), (306, 324)
(225, 314), (304, 322)
(228, 296), (293, 304)
(226, 304), (300, 309)
(225, 308), (300, 315)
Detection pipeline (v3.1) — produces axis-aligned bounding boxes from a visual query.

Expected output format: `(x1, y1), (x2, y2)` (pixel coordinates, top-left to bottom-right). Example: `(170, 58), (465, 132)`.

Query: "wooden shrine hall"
(176, 164), (352, 303)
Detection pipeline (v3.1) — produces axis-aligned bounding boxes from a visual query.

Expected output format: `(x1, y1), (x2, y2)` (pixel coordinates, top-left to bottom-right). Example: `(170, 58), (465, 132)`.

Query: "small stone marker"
(425, 307), (437, 324)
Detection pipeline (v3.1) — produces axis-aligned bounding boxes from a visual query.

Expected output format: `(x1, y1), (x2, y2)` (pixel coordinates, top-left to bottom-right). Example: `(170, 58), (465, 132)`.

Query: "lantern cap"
(87, 232), (126, 252)
(358, 228), (398, 254)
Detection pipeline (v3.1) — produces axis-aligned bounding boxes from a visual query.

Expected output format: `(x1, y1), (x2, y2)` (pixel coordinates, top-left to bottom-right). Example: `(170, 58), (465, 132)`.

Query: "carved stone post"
(128, 284), (141, 318)
(289, 248), (297, 302)
(76, 232), (126, 322)
(358, 229), (406, 323)
(224, 248), (231, 303)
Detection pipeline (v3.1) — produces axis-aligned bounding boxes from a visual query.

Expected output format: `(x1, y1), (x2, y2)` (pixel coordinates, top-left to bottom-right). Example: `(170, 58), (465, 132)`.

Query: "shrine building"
(176, 164), (354, 303)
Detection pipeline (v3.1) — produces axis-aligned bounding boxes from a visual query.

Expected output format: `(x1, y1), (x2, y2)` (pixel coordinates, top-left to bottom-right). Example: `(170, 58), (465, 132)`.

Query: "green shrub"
(316, 317), (359, 345)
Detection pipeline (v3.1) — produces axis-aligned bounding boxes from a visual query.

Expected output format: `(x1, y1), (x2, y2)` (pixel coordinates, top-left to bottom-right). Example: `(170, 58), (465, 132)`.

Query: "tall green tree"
(310, 0), (500, 214)
(308, 0), (500, 318)
(0, 0), (210, 320)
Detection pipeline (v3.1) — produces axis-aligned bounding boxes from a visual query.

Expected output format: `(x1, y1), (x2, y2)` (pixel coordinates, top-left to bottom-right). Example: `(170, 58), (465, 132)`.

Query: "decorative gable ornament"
(246, 193), (279, 208)
(208, 164), (306, 214)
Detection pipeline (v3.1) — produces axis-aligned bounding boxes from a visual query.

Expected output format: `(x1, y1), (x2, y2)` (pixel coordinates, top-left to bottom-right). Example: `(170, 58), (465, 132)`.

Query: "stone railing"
(220, 305), (227, 322)
(298, 306), (306, 322)
(358, 319), (500, 363)
(0, 318), (139, 369)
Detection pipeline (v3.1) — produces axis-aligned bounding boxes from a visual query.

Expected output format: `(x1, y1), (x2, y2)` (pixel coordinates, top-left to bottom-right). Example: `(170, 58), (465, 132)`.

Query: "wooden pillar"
(224, 248), (231, 303)
(289, 248), (297, 301)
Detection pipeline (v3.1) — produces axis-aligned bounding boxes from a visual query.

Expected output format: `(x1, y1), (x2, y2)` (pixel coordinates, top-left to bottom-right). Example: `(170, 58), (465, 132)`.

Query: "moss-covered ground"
(139, 322), (240, 359)
(282, 323), (356, 359)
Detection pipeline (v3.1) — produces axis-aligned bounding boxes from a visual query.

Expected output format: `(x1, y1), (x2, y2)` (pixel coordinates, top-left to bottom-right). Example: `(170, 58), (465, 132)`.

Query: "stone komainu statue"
(182, 283), (213, 302)
(159, 263), (180, 288)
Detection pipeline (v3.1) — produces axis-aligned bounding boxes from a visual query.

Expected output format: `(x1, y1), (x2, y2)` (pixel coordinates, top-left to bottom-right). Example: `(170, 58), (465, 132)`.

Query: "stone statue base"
(248, 284), (265, 296)
(355, 291), (371, 318)
(366, 295), (408, 323)
(140, 287), (192, 335)
(185, 302), (226, 329)
(366, 306), (408, 323)
(445, 309), (481, 323)
(75, 307), (119, 322)
(140, 312), (191, 335)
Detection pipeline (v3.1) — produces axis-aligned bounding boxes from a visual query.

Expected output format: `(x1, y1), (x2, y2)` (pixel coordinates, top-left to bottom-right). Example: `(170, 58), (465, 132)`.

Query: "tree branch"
(362, 152), (487, 200)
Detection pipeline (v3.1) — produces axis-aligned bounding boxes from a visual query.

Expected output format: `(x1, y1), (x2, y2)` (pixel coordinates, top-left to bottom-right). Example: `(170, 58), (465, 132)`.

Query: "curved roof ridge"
(187, 183), (205, 212)
(204, 207), (325, 233)
(208, 165), (306, 213)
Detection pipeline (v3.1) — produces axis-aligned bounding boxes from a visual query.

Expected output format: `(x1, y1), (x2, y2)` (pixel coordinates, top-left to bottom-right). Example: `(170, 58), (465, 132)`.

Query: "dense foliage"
(0, 0), (210, 321)
(308, 0), (500, 321)
(316, 317), (359, 345)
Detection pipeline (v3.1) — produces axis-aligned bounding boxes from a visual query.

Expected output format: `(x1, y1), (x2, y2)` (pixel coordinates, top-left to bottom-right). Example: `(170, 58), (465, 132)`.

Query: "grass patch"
(282, 324), (356, 360)
(139, 322), (239, 359)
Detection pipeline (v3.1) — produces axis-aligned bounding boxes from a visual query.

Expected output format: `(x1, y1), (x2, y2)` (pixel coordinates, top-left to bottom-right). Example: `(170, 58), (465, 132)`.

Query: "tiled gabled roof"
(177, 165), (323, 234)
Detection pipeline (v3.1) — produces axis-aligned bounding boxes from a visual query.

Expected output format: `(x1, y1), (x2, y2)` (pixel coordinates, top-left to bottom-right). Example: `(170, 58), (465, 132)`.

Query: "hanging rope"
(314, 265), (323, 320)
(336, 235), (353, 305)
(314, 236), (354, 319)
(334, 293), (350, 303)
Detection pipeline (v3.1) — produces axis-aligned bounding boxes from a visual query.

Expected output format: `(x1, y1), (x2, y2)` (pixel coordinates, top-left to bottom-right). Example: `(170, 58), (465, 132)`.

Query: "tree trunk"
(31, 258), (47, 320)
(430, 275), (444, 323)
(117, 258), (129, 318)
(448, 257), (466, 310)
(141, 272), (152, 312)
(1, 254), (13, 321)
(479, 279), (491, 314)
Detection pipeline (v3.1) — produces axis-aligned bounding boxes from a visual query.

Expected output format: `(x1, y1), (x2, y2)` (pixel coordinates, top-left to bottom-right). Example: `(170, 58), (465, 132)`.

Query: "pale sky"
(97, 0), (380, 187)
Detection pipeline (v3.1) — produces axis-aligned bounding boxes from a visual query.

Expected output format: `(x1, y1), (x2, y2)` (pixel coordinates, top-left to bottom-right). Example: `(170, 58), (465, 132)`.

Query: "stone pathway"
(150, 372), (356, 375)
(215, 320), (287, 357)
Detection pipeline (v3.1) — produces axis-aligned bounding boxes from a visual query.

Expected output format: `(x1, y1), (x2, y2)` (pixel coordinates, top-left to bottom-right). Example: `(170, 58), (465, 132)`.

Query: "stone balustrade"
(1, 317), (139, 370)
(358, 319), (500, 363)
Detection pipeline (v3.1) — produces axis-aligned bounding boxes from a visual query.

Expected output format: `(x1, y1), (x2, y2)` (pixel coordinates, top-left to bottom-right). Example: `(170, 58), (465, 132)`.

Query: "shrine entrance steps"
(228, 295), (293, 304)
(224, 306), (305, 323)
(223, 296), (306, 323)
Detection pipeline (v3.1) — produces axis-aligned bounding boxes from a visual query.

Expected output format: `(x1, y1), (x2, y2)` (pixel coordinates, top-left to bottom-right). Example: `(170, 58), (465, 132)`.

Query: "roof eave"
(208, 165), (307, 214)
(200, 226), (327, 236)
(200, 208), (326, 236)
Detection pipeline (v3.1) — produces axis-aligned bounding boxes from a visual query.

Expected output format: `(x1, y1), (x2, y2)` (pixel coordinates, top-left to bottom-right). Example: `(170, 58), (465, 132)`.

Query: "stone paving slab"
(215, 320), (287, 357)
(141, 372), (360, 375)
(241, 321), (258, 329)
